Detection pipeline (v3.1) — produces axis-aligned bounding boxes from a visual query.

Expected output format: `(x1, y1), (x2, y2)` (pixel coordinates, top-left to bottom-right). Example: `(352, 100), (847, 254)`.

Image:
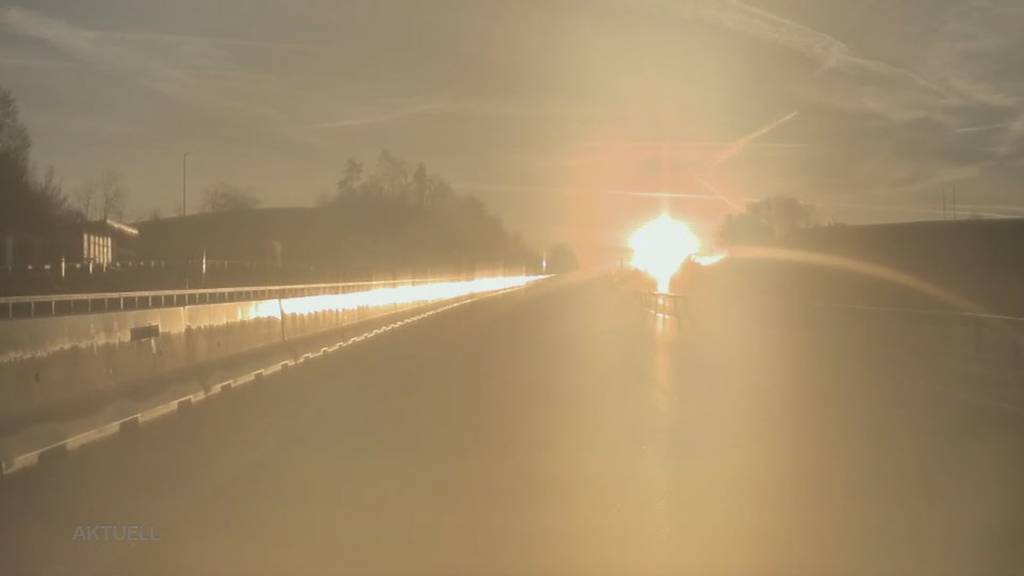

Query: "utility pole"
(942, 189), (947, 220)
(952, 187), (957, 220)
(182, 152), (190, 217)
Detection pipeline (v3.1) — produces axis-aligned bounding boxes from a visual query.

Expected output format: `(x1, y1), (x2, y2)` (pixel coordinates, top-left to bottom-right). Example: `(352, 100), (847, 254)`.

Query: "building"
(1, 231), (43, 270)
(62, 219), (140, 265)
(135, 208), (316, 264)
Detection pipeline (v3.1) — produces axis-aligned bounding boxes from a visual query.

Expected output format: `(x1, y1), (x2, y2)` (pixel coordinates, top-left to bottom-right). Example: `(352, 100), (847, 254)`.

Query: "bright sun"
(628, 214), (701, 293)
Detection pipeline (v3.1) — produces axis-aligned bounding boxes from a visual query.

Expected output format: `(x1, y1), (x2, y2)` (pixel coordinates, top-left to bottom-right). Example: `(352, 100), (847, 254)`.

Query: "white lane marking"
(139, 403), (178, 424)
(65, 422), (121, 451)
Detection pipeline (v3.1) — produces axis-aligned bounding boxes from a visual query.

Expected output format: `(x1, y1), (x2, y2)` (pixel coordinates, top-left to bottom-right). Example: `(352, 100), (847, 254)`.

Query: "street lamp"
(182, 152), (190, 217)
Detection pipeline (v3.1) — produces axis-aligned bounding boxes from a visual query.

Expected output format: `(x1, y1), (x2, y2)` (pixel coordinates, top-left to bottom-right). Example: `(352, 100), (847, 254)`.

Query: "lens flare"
(628, 214), (701, 293)
(693, 252), (727, 266)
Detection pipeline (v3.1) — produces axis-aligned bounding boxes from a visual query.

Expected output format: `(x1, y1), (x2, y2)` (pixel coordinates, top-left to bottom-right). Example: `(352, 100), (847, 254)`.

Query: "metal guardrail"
(642, 292), (685, 318)
(812, 302), (1024, 324)
(812, 302), (1024, 368)
(0, 283), (531, 479)
(0, 275), (463, 320)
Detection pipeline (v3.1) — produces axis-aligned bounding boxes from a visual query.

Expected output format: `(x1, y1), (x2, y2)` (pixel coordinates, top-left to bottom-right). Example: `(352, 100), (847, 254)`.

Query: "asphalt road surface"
(2, 277), (1022, 575)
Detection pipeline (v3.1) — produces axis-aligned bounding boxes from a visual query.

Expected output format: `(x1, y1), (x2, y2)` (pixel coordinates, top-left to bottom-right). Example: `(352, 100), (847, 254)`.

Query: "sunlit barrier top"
(0, 274), (549, 320)
(255, 275), (548, 318)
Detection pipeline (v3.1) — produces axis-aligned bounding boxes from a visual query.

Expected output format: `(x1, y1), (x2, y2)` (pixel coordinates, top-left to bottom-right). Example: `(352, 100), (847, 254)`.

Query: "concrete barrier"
(0, 276), (545, 426)
(0, 278), (544, 479)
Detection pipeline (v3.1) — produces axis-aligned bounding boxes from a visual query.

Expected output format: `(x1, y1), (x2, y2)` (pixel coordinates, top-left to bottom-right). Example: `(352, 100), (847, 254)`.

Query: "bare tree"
(375, 149), (409, 198)
(201, 182), (261, 213)
(74, 171), (129, 221)
(97, 171), (128, 220)
(36, 165), (69, 219)
(74, 182), (98, 220)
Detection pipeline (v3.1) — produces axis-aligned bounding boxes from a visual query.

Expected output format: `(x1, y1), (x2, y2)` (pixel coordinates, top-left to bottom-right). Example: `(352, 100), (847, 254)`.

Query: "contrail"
(953, 122), (1014, 134)
(312, 102), (445, 129)
(710, 110), (799, 168)
(603, 111), (798, 212)
(692, 176), (745, 210)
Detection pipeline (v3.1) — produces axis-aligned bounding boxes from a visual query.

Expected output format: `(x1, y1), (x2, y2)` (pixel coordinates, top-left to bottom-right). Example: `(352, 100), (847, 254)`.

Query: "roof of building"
(74, 219), (140, 237)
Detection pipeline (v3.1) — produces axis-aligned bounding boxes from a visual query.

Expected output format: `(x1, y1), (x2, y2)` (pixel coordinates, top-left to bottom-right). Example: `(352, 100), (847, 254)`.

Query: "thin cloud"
(312, 102), (446, 129)
(0, 6), (318, 146)
(875, 161), (993, 196)
(694, 0), (1022, 129)
(0, 6), (194, 98)
(955, 115), (1024, 158)
(685, 0), (949, 98)
(582, 140), (803, 151)
(311, 98), (587, 131)
(0, 53), (68, 68)
(108, 30), (315, 52)
(954, 122), (1016, 134)
(456, 183), (561, 196)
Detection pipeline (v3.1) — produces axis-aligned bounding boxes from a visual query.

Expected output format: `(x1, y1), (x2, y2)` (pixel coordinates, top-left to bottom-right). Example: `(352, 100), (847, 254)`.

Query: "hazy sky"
(2, 0), (1023, 253)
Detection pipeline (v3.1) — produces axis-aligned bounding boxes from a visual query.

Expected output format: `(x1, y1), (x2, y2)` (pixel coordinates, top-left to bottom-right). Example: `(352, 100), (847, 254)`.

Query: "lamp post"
(182, 152), (190, 217)
(182, 152), (190, 289)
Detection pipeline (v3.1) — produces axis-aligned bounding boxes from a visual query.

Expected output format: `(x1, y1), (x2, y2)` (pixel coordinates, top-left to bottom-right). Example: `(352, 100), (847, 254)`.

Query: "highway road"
(2, 277), (1022, 575)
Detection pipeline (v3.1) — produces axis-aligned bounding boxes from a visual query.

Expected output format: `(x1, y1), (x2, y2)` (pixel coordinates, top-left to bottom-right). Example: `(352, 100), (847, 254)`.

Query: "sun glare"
(628, 214), (702, 293)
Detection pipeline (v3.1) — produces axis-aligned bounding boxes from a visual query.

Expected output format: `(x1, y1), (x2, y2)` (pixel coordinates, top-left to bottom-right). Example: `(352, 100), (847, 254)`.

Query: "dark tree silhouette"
(323, 150), (536, 270)
(412, 162), (428, 206)
(201, 183), (261, 213)
(374, 149), (409, 199)
(337, 159), (364, 196)
(74, 171), (129, 220)
(719, 195), (814, 245)
(98, 171), (128, 220)
(0, 86), (72, 233)
(36, 166), (69, 221)
(73, 181), (98, 220)
(546, 243), (579, 273)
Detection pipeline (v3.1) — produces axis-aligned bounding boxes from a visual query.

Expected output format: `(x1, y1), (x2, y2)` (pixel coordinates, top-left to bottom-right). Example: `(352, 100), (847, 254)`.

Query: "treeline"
(311, 150), (536, 269)
(717, 195), (815, 246)
(1, 86), (134, 232)
(2, 84), (539, 275)
(142, 150), (539, 271)
(137, 151), (539, 275)
(0, 87), (75, 236)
